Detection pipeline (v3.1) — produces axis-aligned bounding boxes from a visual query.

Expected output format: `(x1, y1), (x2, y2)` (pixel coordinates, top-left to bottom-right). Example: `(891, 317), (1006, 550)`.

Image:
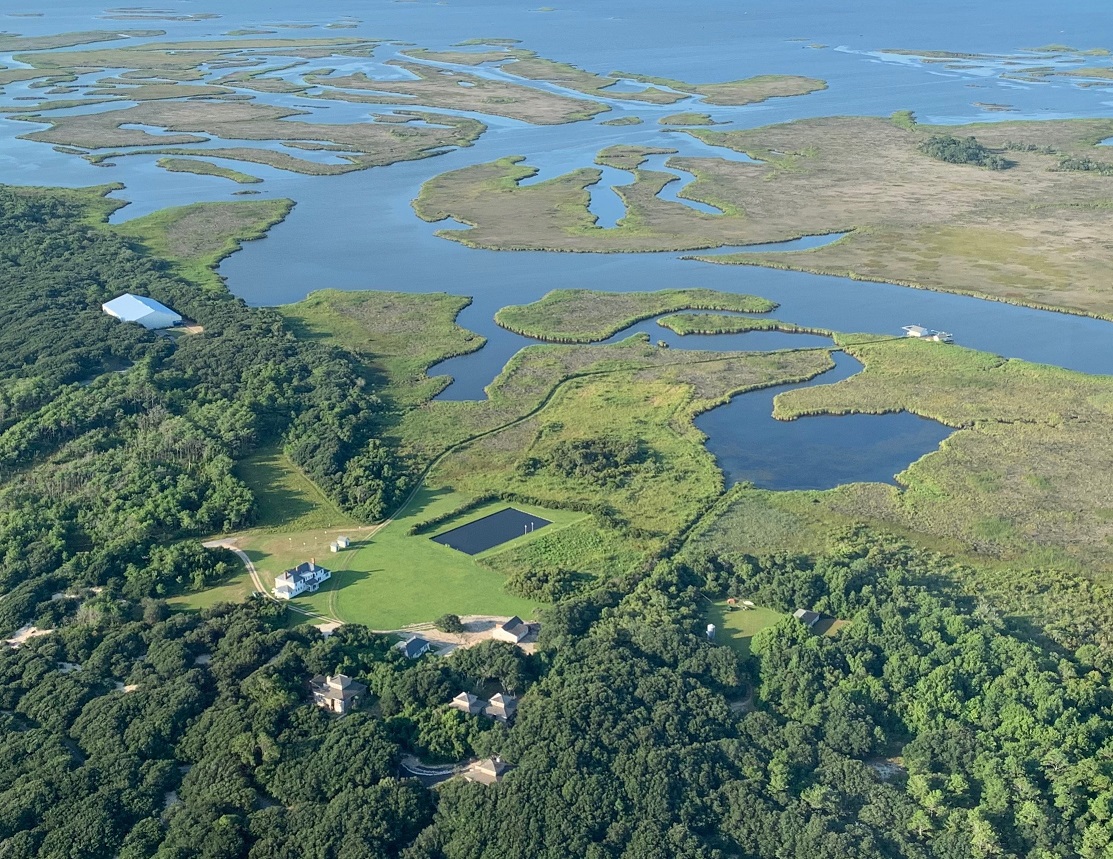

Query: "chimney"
(310, 557), (315, 569)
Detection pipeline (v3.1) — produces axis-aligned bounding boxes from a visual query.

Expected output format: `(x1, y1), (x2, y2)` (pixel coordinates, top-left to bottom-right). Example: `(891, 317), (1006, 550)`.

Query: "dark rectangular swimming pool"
(431, 507), (552, 555)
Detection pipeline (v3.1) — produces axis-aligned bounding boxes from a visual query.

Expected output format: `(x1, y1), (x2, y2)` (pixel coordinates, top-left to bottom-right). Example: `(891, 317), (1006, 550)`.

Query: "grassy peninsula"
(495, 288), (777, 342)
(156, 158), (262, 184)
(657, 313), (830, 336)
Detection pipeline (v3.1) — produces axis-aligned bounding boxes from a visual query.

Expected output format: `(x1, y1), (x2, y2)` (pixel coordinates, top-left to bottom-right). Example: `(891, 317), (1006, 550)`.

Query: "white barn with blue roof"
(102, 293), (182, 330)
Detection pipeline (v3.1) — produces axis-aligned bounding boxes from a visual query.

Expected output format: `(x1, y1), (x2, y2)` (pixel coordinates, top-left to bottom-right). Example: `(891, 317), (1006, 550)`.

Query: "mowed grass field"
(180, 442), (545, 627)
(706, 602), (785, 656)
(248, 490), (574, 628)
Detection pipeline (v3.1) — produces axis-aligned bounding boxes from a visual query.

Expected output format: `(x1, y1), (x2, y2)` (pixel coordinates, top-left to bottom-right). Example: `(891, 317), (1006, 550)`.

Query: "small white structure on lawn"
(706, 623), (716, 641)
(337, 535), (351, 549)
(102, 293), (182, 330)
(273, 560), (331, 600)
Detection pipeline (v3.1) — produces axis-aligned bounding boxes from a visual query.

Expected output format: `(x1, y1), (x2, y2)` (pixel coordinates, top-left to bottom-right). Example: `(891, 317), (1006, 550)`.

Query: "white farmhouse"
(273, 560), (331, 600)
(102, 293), (183, 330)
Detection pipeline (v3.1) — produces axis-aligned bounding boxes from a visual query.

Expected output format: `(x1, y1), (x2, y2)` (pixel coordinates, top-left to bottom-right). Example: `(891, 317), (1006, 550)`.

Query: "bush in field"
(434, 613), (465, 633)
(919, 134), (1011, 169)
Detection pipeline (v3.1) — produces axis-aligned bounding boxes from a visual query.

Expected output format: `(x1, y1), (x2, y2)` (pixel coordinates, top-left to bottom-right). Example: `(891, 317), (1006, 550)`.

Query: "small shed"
(793, 608), (821, 629)
(329, 542), (340, 553)
(102, 293), (182, 330)
(337, 536), (351, 549)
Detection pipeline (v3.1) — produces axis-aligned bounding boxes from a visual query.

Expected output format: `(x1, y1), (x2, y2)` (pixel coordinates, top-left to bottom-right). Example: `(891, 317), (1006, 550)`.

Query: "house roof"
(397, 635), (430, 658)
(451, 692), (483, 714)
(497, 616), (530, 641)
(793, 608), (821, 627)
(464, 756), (511, 784)
(310, 673), (366, 702)
(102, 293), (182, 328)
(277, 561), (330, 588)
(485, 693), (518, 719)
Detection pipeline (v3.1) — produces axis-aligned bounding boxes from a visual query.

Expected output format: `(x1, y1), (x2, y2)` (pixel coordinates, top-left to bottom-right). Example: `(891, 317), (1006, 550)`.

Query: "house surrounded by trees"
(492, 616), (530, 644)
(310, 673), (367, 714)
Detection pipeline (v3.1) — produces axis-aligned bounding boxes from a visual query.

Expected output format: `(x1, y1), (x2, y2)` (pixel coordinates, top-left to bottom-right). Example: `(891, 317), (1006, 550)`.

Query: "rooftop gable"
(102, 293), (182, 327)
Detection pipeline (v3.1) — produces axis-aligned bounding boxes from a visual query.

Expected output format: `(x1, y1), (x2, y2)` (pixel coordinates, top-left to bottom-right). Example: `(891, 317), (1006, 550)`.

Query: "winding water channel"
(4, 0), (1113, 489)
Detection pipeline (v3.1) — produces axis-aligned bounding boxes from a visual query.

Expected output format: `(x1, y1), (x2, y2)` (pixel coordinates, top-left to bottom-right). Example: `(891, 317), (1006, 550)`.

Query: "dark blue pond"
(432, 508), (552, 555)
(695, 352), (954, 490)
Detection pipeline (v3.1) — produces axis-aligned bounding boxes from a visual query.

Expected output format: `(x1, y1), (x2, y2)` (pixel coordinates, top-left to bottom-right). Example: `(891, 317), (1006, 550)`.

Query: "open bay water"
(6, 0), (1113, 488)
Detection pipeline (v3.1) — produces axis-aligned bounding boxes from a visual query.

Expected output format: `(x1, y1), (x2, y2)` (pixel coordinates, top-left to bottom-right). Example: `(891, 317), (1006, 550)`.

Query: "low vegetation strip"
(611, 71), (827, 105)
(495, 288), (778, 342)
(155, 157), (262, 184)
(657, 313), (831, 336)
(304, 60), (608, 125)
(399, 47), (826, 108)
(16, 101), (485, 174)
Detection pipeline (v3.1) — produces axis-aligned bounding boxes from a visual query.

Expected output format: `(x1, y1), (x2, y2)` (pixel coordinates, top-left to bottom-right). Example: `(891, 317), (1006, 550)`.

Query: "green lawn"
(234, 444), (358, 532)
(167, 566), (255, 612)
(240, 490), (582, 628)
(706, 601), (785, 656)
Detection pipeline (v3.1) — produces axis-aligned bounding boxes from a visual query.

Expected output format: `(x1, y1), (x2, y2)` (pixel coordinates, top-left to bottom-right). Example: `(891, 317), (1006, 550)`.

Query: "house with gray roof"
(310, 673), (367, 715)
(273, 560), (330, 600)
(462, 756), (511, 785)
(484, 692), (518, 722)
(492, 616), (530, 644)
(397, 635), (431, 659)
(450, 691), (484, 715)
(793, 608), (821, 629)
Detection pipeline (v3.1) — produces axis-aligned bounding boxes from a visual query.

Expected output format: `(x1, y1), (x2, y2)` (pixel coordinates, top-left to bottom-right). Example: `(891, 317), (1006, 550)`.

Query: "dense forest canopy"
(1, 532), (1111, 857)
(917, 134), (1010, 170)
